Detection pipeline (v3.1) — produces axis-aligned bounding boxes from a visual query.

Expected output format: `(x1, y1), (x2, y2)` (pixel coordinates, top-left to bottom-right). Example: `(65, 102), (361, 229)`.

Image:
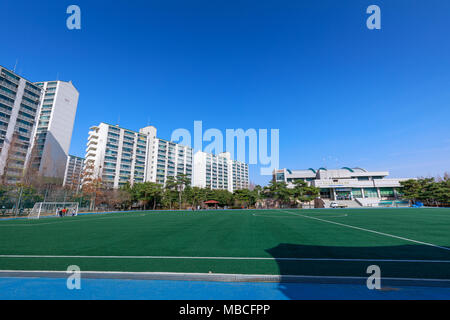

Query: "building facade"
(232, 160), (249, 191)
(83, 123), (249, 191)
(0, 66), (42, 184)
(84, 123), (193, 189)
(33, 81), (79, 179)
(273, 167), (410, 206)
(193, 151), (249, 192)
(141, 124), (193, 186)
(63, 155), (84, 190)
(84, 123), (148, 188)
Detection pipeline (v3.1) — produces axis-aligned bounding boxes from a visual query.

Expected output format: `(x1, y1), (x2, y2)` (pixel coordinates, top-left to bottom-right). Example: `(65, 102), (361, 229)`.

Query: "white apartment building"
(33, 80), (79, 179)
(84, 123), (193, 188)
(84, 123), (148, 188)
(141, 125), (193, 185)
(0, 66), (42, 184)
(63, 155), (84, 190)
(193, 151), (249, 192)
(232, 160), (249, 191)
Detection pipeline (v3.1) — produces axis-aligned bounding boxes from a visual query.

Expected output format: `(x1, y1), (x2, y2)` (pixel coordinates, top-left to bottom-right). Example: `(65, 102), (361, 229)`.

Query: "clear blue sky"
(1, 0), (449, 185)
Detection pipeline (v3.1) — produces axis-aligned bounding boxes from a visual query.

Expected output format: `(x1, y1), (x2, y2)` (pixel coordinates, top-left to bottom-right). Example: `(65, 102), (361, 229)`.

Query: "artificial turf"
(0, 208), (449, 279)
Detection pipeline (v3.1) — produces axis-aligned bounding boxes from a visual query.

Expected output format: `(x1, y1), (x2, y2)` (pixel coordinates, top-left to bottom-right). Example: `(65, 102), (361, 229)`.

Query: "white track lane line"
(286, 210), (450, 252)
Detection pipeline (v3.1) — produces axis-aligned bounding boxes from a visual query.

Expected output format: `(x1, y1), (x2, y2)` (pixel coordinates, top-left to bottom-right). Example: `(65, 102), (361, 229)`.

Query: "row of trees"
(110, 178), (320, 211)
(400, 174), (450, 206)
(5, 162), (448, 214)
(0, 167), (321, 214)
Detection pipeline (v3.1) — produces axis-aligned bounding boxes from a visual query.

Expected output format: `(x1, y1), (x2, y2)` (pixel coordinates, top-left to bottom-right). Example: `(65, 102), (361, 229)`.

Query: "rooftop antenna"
(56, 72), (59, 81)
(13, 59), (18, 73)
(117, 114), (120, 127)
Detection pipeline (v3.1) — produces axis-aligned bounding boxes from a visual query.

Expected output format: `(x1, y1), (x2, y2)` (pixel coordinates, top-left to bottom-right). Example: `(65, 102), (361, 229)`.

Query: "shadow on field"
(265, 243), (450, 300)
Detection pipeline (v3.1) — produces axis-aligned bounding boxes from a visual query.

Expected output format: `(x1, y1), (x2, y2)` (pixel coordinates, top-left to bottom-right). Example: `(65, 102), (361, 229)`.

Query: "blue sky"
(1, 0), (449, 185)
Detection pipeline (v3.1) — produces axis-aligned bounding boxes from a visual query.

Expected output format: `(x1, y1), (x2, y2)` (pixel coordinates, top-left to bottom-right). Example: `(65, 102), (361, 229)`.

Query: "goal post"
(28, 202), (79, 219)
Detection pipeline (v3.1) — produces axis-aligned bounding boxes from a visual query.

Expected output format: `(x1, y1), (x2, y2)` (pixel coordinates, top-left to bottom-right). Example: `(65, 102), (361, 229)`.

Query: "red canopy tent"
(204, 200), (219, 209)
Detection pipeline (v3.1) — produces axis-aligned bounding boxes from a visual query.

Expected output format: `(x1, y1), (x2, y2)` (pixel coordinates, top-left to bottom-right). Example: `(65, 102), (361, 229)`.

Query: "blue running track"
(0, 277), (449, 300)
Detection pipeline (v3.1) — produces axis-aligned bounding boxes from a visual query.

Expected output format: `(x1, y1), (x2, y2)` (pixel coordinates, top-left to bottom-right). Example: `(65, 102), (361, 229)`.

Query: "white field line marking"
(286, 210), (450, 252)
(253, 213), (348, 218)
(0, 254), (449, 263)
(0, 214), (147, 227)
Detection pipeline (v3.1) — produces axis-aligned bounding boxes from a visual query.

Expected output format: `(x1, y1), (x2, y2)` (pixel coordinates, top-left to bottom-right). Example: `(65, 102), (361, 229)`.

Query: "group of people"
(57, 207), (76, 217)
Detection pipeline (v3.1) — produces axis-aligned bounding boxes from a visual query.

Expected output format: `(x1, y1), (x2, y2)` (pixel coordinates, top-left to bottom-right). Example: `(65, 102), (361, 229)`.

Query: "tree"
(399, 179), (421, 203)
(21, 136), (41, 187)
(291, 180), (320, 207)
(264, 181), (292, 208)
(82, 176), (104, 211)
(110, 187), (132, 210)
(233, 189), (257, 207)
(131, 182), (163, 210)
(400, 177), (450, 207)
(1, 132), (20, 185)
(165, 174), (191, 209)
(186, 186), (205, 208)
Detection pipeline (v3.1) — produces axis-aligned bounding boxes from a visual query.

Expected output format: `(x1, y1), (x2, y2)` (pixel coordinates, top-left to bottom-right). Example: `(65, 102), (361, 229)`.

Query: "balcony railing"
(1, 73), (19, 85)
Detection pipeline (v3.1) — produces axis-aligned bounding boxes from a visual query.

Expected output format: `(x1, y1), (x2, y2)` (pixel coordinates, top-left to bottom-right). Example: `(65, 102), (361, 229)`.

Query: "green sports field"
(0, 208), (449, 280)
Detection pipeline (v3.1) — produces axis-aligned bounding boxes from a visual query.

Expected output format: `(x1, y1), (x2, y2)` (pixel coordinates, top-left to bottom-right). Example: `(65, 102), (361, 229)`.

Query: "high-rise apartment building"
(0, 66), (42, 184)
(84, 123), (147, 188)
(231, 160), (249, 191)
(141, 125), (193, 185)
(192, 151), (249, 192)
(83, 123), (249, 191)
(33, 80), (79, 179)
(0, 66), (79, 184)
(63, 155), (84, 190)
(84, 123), (193, 188)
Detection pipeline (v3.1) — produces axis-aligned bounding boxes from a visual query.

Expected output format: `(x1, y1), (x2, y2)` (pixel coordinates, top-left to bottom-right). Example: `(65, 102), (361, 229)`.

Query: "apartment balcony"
(107, 139), (119, 146)
(88, 139), (98, 145)
(21, 98), (39, 109)
(0, 80), (17, 92)
(26, 86), (42, 96)
(85, 145), (97, 153)
(22, 91), (40, 103)
(0, 113), (11, 123)
(1, 73), (19, 85)
(121, 155), (132, 161)
(88, 133), (99, 140)
(85, 151), (97, 158)
(0, 90), (16, 100)
(0, 95), (14, 108)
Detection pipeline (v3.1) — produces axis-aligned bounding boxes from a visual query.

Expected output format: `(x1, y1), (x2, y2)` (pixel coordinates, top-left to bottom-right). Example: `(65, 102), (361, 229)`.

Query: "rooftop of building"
(1, 65), (42, 91)
(277, 167), (390, 179)
(34, 80), (79, 91)
(69, 155), (85, 160)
